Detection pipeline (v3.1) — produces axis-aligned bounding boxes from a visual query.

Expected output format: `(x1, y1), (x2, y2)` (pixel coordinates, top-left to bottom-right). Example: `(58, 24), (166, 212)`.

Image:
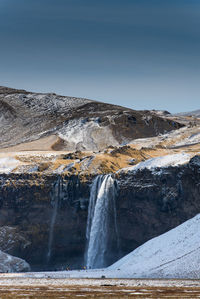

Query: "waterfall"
(46, 176), (63, 263)
(85, 174), (119, 269)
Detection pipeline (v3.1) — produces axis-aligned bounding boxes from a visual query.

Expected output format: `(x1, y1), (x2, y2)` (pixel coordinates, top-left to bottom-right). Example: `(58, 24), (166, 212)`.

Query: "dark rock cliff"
(0, 156), (199, 270)
(116, 155), (200, 258)
(0, 174), (90, 270)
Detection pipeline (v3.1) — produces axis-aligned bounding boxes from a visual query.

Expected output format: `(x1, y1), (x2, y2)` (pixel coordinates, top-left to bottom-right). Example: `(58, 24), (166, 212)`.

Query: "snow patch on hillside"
(120, 152), (191, 173)
(59, 118), (119, 151)
(175, 132), (200, 146)
(0, 158), (20, 173)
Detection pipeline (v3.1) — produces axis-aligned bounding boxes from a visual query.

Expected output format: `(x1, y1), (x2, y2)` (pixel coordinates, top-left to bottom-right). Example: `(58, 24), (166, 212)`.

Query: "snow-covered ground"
(175, 132), (200, 146)
(0, 275), (199, 289)
(109, 213), (200, 279)
(119, 152), (191, 173)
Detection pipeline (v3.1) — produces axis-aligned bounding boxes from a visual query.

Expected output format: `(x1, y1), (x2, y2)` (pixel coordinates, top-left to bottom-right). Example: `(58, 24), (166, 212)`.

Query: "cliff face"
(0, 156), (199, 270)
(0, 174), (90, 270)
(116, 156), (200, 257)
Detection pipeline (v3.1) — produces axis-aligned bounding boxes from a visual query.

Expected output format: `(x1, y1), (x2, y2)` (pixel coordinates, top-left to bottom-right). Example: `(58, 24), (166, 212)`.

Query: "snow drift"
(109, 213), (200, 278)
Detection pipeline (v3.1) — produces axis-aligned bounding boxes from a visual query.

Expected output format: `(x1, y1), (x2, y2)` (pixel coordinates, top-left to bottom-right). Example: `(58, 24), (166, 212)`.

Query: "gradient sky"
(0, 0), (200, 112)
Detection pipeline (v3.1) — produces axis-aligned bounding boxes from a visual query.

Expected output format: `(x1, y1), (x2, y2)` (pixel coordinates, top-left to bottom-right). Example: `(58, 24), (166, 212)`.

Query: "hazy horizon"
(0, 0), (200, 113)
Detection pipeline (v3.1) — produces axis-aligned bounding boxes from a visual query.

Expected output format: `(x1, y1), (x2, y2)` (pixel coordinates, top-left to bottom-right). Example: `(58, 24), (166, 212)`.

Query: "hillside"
(2, 85), (199, 176)
(0, 86), (182, 151)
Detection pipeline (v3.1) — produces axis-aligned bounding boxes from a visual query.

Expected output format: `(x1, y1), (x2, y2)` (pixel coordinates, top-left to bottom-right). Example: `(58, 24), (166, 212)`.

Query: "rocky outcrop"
(0, 156), (199, 270)
(0, 250), (30, 273)
(0, 226), (30, 256)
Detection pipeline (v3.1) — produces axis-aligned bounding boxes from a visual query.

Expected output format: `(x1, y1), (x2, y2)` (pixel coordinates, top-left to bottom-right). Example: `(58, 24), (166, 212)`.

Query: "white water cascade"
(46, 176), (63, 263)
(85, 174), (119, 269)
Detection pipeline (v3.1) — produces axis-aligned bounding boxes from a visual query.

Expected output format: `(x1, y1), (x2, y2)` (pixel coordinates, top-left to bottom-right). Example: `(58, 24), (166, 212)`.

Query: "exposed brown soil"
(0, 135), (59, 152)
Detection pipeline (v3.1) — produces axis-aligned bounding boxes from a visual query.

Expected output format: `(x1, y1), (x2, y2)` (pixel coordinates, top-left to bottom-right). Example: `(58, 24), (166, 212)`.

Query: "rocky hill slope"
(0, 86), (182, 151)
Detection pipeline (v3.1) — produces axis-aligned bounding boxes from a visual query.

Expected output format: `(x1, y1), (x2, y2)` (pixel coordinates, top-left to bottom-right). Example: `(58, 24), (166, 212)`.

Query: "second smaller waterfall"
(85, 174), (119, 269)
(46, 176), (63, 263)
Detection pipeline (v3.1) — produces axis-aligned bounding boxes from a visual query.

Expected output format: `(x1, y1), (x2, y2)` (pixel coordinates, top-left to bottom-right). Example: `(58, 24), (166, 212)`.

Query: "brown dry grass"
(0, 284), (199, 298)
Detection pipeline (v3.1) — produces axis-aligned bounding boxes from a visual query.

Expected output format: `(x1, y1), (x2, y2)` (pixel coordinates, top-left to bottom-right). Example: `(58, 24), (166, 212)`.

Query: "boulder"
(0, 250), (30, 273)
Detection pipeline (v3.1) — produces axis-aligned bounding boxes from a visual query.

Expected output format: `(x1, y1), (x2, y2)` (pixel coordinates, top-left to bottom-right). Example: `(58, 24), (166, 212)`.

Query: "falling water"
(46, 176), (63, 263)
(85, 174), (119, 269)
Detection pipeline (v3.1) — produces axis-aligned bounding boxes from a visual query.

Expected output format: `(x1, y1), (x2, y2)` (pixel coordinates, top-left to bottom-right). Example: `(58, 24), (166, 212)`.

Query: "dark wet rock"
(189, 155), (200, 167)
(0, 174), (90, 270)
(116, 161), (200, 258)
(0, 226), (31, 256)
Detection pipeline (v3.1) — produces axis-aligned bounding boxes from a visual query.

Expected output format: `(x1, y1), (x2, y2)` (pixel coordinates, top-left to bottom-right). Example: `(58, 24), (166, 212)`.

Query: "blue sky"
(0, 0), (200, 112)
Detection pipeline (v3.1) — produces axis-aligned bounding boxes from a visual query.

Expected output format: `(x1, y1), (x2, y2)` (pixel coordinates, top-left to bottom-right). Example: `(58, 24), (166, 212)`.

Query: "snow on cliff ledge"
(0, 157), (20, 174)
(120, 152), (191, 173)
